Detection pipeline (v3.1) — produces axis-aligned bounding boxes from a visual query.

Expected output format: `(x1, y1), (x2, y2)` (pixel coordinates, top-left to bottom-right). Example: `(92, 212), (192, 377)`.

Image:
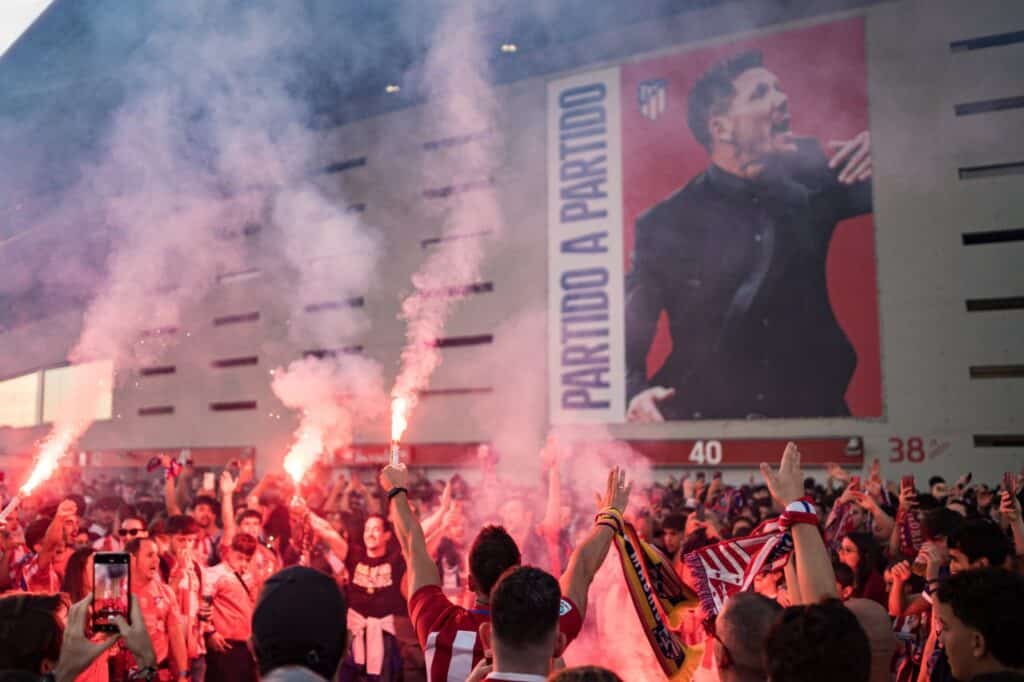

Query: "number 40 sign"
(687, 440), (723, 465)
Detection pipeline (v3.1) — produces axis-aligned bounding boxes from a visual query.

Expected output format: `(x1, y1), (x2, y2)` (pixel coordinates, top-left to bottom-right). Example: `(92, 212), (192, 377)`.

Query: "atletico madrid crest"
(638, 79), (667, 121)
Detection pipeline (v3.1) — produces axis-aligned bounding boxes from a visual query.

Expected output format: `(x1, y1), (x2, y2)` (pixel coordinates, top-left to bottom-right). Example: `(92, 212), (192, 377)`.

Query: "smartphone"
(849, 475), (861, 491)
(202, 472), (216, 491)
(1005, 472), (1015, 493)
(901, 475), (915, 493)
(696, 503), (706, 522)
(963, 472), (972, 485)
(93, 552), (130, 632)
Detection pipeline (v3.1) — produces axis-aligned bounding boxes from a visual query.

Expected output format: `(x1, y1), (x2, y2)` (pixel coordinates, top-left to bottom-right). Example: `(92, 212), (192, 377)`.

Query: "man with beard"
(125, 537), (189, 679)
(340, 514), (424, 682)
(625, 50), (872, 422)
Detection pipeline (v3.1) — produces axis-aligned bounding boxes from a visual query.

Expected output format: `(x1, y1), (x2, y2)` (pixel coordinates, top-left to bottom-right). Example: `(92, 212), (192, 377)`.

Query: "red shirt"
(135, 578), (180, 665)
(410, 585), (583, 682)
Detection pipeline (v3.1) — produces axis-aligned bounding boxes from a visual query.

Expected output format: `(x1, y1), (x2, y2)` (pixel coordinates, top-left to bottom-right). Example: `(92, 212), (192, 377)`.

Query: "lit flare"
(283, 424), (323, 486)
(23, 429), (75, 495)
(390, 395), (410, 466)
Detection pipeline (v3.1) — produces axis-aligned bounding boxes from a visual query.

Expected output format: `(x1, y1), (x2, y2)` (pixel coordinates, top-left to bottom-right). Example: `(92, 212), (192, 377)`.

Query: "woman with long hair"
(837, 531), (887, 604)
(61, 546), (95, 603)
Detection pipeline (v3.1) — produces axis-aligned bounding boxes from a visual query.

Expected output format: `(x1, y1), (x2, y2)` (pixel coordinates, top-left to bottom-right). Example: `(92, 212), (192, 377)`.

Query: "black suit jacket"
(625, 139), (872, 419)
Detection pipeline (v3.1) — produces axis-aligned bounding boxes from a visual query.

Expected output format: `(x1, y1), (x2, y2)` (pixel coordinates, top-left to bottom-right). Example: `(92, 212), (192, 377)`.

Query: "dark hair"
(237, 509), (263, 527)
(469, 526), (521, 597)
(192, 495), (219, 514)
(948, 519), (1011, 569)
(681, 526), (713, 555)
(0, 593), (66, 673)
(491, 566), (561, 650)
(263, 505), (292, 551)
(147, 518), (167, 537)
(843, 532), (882, 594)
(548, 666), (624, 682)
(718, 591), (782, 670)
(662, 513), (686, 532)
(921, 507), (963, 541)
(166, 514), (201, 536)
(25, 518), (51, 550)
(687, 50), (764, 150)
(935, 568), (1024, 668)
(764, 599), (870, 682)
(64, 494), (87, 518)
(120, 515), (147, 529)
(125, 536), (156, 556)
(364, 514), (393, 535)
(928, 476), (946, 488)
(834, 562), (856, 592)
(231, 533), (259, 557)
(61, 547), (96, 602)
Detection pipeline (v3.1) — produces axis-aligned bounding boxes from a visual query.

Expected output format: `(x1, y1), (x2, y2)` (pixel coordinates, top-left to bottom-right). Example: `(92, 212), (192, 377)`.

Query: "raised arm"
(219, 471), (237, 547)
(539, 438), (565, 574)
(160, 455), (183, 516)
(1001, 490), (1024, 557)
(380, 464), (440, 596)
(761, 443), (838, 604)
(305, 509), (348, 562)
(39, 500), (77, 570)
(559, 466), (631, 619)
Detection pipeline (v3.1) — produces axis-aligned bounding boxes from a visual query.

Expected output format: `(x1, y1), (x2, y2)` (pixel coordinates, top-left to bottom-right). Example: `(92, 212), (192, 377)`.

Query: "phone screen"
(901, 475), (915, 493)
(1005, 472), (1015, 492)
(93, 552), (130, 632)
(202, 472), (216, 490)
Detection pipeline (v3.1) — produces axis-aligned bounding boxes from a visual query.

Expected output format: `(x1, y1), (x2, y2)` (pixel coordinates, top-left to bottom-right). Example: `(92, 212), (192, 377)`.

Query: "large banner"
(549, 17), (881, 424)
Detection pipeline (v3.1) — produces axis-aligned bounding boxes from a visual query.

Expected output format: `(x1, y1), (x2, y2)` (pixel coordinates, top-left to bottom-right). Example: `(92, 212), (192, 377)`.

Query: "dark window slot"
(211, 356), (259, 369)
(422, 177), (495, 199)
(951, 30), (1024, 52)
(210, 400), (258, 411)
(955, 95), (1024, 116)
(966, 296), (1024, 312)
(304, 297), (365, 313)
(418, 282), (494, 298)
(321, 157), (367, 174)
(422, 130), (492, 151)
(421, 229), (494, 249)
(962, 227), (1024, 245)
(213, 311), (260, 326)
(974, 434), (1024, 447)
(433, 334), (493, 348)
(969, 364), (1024, 379)
(421, 387), (493, 397)
(141, 326), (178, 338)
(140, 365), (176, 377)
(346, 204), (367, 214)
(302, 346), (364, 359)
(138, 405), (174, 416)
(958, 161), (1024, 180)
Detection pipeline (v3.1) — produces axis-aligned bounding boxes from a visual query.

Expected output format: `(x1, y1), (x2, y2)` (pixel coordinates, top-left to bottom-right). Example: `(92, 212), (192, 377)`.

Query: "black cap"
(252, 566), (348, 679)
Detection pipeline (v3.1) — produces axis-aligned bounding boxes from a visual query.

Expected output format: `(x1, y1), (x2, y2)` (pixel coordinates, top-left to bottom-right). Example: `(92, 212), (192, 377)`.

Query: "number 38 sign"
(889, 437), (950, 464)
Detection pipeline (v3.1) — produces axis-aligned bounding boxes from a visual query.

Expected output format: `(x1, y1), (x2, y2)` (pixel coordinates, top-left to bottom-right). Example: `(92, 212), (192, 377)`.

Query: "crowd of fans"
(0, 442), (1022, 682)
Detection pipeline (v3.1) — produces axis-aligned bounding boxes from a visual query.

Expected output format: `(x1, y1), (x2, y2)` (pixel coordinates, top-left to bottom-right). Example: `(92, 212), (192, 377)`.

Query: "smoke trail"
(22, 3), (386, 477)
(390, 0), (502, 429)
(268, 177), (387, 482)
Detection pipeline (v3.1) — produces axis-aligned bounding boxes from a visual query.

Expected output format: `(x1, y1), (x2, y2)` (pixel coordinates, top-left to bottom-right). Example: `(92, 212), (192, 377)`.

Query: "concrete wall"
(0, 0), (1021, 484)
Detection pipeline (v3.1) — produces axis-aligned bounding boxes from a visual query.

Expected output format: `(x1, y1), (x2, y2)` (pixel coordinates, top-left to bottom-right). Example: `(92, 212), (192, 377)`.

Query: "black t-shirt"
(345, 544), (407, 618)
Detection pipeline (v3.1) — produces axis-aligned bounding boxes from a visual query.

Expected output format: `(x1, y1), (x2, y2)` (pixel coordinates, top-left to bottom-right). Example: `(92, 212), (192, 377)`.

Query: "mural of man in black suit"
(625, 50), (873, 422)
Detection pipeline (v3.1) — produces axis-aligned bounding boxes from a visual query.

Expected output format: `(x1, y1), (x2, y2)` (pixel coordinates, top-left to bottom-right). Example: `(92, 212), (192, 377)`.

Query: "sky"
(0, 0), (54, 58)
